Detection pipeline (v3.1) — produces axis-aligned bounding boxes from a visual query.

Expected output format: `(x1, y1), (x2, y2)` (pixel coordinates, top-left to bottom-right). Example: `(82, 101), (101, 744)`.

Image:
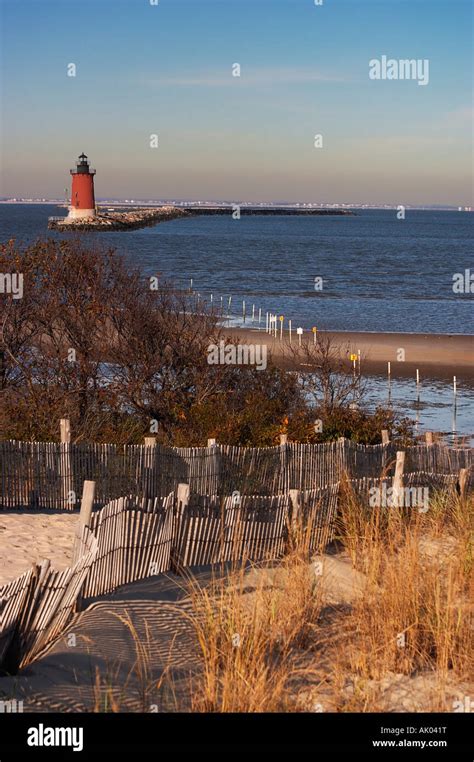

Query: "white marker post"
(252, 304), (255, 322)
(242, 300), (246, 322)
(453, 376), (457, 407)
(266, 312), (269, 333)
(289, 320), (292, 343)
(297, 327), (303, 347)
(258, 307), (262, 326)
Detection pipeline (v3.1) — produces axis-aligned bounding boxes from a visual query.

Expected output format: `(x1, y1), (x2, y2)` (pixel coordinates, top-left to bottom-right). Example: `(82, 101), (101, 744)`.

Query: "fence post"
(425, 431), (433, 445)
(59, 418), (73, 510)
(458, 468), (467, 499)
(393, 451), (405, 506)
(337, 437), (348, 479)
(279, 434), (288, 492)
(73, 480), (95, 563)
(288, 489), (301, 549)
(171, 483), (190, 574)
(176, 482), (190, 510)
(381, 430), (389, 445)
(143, 437), (156, 499)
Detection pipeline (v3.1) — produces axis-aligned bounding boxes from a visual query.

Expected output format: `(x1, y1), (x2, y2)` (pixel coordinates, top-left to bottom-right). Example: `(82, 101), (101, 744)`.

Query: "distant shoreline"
(0, 201), (471, 212)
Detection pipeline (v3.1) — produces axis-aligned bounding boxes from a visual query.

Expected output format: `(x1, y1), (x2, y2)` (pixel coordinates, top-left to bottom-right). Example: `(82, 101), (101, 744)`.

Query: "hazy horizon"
(1, 0), (472, 206)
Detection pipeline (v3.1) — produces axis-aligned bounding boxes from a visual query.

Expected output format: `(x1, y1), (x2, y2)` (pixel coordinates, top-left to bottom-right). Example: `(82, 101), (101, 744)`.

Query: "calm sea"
(0, 205), (472, 334)
(1, 204), (472, 438)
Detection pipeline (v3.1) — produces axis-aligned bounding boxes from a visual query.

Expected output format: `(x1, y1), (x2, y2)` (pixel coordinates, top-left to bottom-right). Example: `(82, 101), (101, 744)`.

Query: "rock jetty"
(48, 206), (189, 231)
(48, 205), (354, 232)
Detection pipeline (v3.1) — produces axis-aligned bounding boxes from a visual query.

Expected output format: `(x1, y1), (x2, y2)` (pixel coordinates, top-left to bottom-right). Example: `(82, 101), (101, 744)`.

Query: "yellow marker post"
(279, 315), (284, 341)
(312, 326), (317, 345)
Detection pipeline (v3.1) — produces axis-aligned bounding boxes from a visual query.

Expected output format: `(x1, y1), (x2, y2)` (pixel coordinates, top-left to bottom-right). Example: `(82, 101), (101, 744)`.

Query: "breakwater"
(48, 205), (354, 231)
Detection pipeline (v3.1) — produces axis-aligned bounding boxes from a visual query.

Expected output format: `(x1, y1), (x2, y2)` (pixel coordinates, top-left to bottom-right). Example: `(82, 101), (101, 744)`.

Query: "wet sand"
(223, 327), (474, 380)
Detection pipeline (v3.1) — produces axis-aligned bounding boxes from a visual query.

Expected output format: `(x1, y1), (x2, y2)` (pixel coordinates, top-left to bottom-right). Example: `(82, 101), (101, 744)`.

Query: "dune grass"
(184, 482), (473, 712)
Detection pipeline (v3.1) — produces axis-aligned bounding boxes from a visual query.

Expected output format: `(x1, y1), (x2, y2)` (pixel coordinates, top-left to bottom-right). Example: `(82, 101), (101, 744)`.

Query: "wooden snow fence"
(346, 470), (460, 510)
(1, 461), (471, 673)
(0, 527), (98, 672)
(0, 439), (472, 510)
(171, 491), (291, 570)
(299, 482), (340, 552)
(80, 493), (175, 602)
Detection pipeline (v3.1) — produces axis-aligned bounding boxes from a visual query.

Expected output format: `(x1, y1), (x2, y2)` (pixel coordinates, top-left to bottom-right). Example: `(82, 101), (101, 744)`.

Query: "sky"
(0, 0), (472, 204)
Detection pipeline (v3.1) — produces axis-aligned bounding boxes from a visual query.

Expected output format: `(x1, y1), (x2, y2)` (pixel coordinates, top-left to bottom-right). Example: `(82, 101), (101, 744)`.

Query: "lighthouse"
(68, 153), (96, 219)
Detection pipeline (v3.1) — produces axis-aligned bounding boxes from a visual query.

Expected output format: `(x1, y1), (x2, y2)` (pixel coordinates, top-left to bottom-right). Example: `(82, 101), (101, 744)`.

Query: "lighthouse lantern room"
(68, 153), (96, 219)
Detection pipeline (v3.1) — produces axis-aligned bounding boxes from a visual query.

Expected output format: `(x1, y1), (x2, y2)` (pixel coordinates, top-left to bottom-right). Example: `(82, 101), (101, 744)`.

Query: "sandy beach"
(0, 511), (76, 586)
(223, 327), (474, 380)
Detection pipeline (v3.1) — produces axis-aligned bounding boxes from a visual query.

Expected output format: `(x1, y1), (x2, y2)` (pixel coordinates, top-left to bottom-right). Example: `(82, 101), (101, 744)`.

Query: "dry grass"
(184, 547), (324, 712)
(184, 482), (473, 713)
(329, 484), (473, 710)
(87, 479), (473, 713)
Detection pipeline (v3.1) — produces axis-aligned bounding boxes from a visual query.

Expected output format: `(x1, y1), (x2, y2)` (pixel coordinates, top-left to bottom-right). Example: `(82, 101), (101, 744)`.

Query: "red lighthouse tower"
(68, 153), (96, 219)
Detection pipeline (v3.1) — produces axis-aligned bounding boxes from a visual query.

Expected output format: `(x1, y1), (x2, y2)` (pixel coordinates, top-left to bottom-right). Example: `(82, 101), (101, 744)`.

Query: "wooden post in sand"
(288, 488), (301, 546)
(73, 480), (95, 563)
(171, 482), (190, 572)
(279, 434), (288, 492)
(393, 451), (405, 505)
(144, 436), (156, 499)
(59, 418), (73, 510)
(381, 430), (389, 445)
(207, 438), (218, 494)
(458, 468), (467, 499)
(176, 482), (190, 510)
